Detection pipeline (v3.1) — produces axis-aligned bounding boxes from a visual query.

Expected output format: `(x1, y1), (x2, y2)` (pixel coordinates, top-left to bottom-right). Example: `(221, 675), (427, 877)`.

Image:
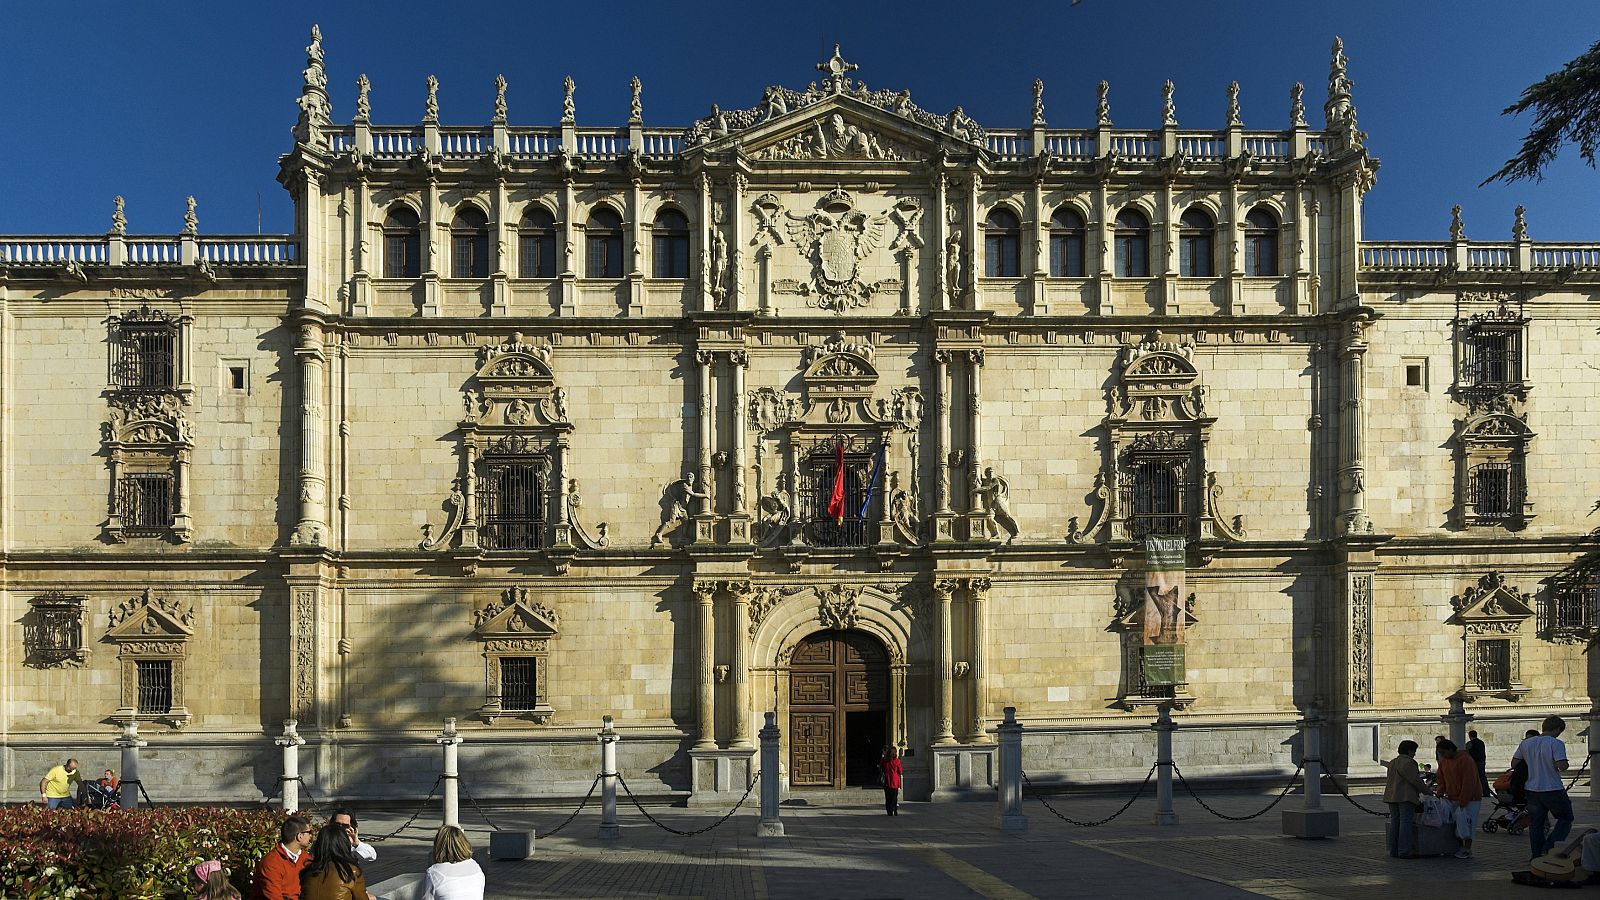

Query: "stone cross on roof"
(817, 44), (858, 93)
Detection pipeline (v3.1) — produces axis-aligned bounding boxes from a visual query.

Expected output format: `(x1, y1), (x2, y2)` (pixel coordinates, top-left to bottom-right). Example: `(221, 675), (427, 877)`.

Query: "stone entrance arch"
(787, 630), (890, 787)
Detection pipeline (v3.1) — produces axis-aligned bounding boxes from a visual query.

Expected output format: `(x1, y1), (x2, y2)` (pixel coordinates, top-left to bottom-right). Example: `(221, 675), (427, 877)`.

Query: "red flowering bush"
(0, 805), (284, 899)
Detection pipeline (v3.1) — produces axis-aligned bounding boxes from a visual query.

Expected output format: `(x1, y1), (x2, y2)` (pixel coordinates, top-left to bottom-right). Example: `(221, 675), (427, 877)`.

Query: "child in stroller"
(80, 778), (120, 810)
(1481, 766), (1527, 835)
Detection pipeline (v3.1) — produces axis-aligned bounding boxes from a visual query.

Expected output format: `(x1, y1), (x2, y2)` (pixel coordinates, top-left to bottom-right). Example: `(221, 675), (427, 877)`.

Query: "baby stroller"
(1481, 769), (1526, 835)
(81, 780), (120, 810)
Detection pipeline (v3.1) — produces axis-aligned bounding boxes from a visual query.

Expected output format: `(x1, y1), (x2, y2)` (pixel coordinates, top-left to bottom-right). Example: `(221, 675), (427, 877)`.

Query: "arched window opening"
(1244, 207), (1280, 277)
(984, 208), (1021, 278)
(586, 207), (624, 279)
(1113, 209), (1150, 278)
(1178, 208), (1215, 278)
(1048, 206), (1086, 277)
(652, 208), (690, 279)
(451, 206), (490, 279)
(382, 206), (421, 279)
(518, 207), (557, 278)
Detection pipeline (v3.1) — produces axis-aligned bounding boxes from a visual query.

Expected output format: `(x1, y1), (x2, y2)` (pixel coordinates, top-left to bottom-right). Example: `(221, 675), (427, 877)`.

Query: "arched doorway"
(788, 630), (889, 789)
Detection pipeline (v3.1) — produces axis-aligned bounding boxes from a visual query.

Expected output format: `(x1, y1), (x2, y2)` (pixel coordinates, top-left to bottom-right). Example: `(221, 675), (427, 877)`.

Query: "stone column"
(966, 350), (985, 517)
(172, 446), (193, 541)
(1030, 178), (1048, 314)
(728, 581), (753, 748)
(757, 712), (785, 837)
(291, 319), (329, 547)
(559, 177), (577, 316)
(697, 173), (713, 312)
(115, 720), (147, 811)
(995, 707), (1026, 833)
(933, 350), (952, 525)
(1337, 317), (1372, 535)
(1283, 707), (1340, 837)
(351, 175), (371, 315)
(968, 577), (992, 743)
(730, 173), (747, 311)
(552, 438), (572, 548)
(422, 176), (441, 316)
(1152, 706), (1178, 825)
(694, 350), (715, 534)
(598, 715), (621, 839)
(491, 176), (509, 316)
(728, 351), (751, 543)
(965, 172), (981, 309)
(1585, 702), (1600, 806)
(693, 581), (718, 750)
(1442, 694), (1472, 749)
(276, 718), (306, 812)
(934, 579), (957, 745)
(934, 175), (950, 310)
(437, 717), (462, 828)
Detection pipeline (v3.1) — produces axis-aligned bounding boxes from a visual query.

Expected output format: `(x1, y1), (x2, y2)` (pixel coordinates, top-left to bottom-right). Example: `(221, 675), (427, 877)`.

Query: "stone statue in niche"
(756, 472), (794, 542)
(505, 398), (533, 425)
(651, 472), (709, 546)
(945, 231), (963, 305)
(975, 466), (1019, 542)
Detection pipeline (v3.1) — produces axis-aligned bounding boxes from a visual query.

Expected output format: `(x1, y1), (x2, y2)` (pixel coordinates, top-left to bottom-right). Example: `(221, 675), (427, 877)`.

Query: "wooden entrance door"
(788, 630), (889, 788)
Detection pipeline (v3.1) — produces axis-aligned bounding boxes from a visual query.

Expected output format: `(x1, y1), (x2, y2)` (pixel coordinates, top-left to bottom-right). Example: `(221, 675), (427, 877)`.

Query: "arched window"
(450, 206), (490, 279)
(1178, 208), (1215, 278)
(984, 208), (1022, 278)
(1244, 207), (1281, 276)
(518, 207), (557, 278)
(586, 207), (624, 279)
(1114, 208), (1150, 278)
(652, 208), (690, 279)
(1048, 206), (1086, 277)
(382, 206), (421, 279)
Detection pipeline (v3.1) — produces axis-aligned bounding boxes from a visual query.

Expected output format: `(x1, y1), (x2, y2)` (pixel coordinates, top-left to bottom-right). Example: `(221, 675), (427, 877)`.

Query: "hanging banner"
(1141, 534), (1187, 686)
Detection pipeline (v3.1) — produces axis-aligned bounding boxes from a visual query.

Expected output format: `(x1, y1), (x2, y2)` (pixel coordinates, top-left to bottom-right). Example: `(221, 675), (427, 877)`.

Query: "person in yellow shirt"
(40, 758), (80, 809)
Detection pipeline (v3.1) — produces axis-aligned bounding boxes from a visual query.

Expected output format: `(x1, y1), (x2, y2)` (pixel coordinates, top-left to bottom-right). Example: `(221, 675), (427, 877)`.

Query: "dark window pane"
(500, 657), (537, 711)
(478, 459), (545, 550)
(136, 659), (173, 714)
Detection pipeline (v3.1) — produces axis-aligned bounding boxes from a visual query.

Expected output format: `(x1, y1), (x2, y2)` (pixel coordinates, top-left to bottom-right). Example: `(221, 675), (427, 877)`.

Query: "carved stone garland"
(473, 586), (560, 723)
(105, 588), (194, 728)
(1449, 571), (1532, 700)
(1070, 331), (1243, 546)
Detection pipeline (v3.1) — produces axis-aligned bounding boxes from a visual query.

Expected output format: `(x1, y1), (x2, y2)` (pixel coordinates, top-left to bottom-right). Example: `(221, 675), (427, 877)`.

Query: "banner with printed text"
(1141, 535), (1187, 687)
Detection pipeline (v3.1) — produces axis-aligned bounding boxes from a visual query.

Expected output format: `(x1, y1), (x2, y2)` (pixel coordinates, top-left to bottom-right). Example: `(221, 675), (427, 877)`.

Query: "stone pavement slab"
(343, 789), (1584, 899)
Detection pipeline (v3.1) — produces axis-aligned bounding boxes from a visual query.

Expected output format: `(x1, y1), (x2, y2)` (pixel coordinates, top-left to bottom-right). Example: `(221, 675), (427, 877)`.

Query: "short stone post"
(598, 715), (621, 839)
(1282, 707), (1339, 838)
(114, 720), (147, 810)
(757, 712), (785, 837)
(1442, 693), (1472, 749)
(1584, 704), (1600, 806)
(1152, 706), (1178, 826)
(996, 706), (1027, 833)
(436, 717), (462, 828)
(275, 719), (306, 812)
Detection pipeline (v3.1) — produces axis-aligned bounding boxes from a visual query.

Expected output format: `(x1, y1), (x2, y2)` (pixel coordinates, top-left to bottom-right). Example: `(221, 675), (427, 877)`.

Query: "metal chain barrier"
(615, 772), (756, 836)
(1566, 756), (1592, 790)
(458, 780), (504, 832)
(539, 776), (603, 838)
(1171, 761), (1303, 822)
(1020, 762), (1158, 827)
(1324, 772), (1389, 817)
(365, 775), (445, 843)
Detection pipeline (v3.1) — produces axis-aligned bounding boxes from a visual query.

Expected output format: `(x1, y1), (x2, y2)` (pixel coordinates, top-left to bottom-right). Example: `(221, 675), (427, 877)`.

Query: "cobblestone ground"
(342, 787), (1588, 899)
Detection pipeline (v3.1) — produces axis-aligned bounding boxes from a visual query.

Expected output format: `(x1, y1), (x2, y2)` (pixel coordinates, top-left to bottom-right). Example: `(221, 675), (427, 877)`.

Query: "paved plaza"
(344, 786), (1580, 899)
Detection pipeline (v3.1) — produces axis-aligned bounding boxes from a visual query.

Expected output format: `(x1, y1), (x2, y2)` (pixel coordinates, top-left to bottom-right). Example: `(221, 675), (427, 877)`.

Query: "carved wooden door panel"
(790, 712), (835, 787)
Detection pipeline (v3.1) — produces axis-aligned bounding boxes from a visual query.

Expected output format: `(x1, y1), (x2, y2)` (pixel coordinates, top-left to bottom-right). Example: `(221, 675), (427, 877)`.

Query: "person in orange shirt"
(1436, 738), (1484, 859)
(251, 816), (313, 900)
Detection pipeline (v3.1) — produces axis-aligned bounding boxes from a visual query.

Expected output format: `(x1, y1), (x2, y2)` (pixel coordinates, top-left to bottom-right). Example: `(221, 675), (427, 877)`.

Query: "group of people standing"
(246, 809), (486, 900)
(1384, 716), (1579, 867)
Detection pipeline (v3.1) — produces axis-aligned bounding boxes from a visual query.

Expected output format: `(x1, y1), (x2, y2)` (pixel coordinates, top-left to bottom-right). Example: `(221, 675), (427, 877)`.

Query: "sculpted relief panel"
(755, 188), (923, 315)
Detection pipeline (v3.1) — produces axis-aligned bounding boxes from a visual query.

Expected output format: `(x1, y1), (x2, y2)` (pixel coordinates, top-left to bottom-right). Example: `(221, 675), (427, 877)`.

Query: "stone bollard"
(1282, 706), (1339, 838)
(1151, 706), (1178, 826)
(114, 720), (147, 810)
(1441, 693), (1472, 749)
(275, 719), (306, 812)
(436, 717), (463, 829)
(598, 715), (621, 839)
(757, 712), (785, 837)
(995, 706), (1027, 833)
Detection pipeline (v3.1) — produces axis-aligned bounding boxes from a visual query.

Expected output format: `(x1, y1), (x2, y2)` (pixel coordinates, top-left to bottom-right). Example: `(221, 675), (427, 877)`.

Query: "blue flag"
(858, 442), (885, 520)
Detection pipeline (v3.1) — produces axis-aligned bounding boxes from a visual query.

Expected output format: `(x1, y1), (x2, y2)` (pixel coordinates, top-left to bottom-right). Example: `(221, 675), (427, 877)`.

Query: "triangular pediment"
(106, 605), (193, 641)
(473, 589), (560, 638)
(700, 96), (977, 164)
(1450, 571), (1534, 622)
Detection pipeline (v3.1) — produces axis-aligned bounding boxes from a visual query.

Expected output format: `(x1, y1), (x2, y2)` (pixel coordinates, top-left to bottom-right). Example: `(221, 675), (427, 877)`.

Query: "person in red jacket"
(251, 815), (314, 900)
(879, 746), (903, 817)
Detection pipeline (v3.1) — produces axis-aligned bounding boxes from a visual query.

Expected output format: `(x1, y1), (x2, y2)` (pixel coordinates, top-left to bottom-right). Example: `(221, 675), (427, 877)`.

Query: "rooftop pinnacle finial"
(818, 44), (858, 94)
(1449, 204), (1465, 242)
(629, 75), (643, 124)
(110, 196), (126, 236)
(295, 24), (332, 141)
(1513, 205), (1529, 242)
(183, 196), (198, 236)
(1032, 78), (1046, 127)
(1323, 36), (1364, 150)
(493, 74), (508, 124)
(1161, 80), (1177, 128)
(355, 74), (370, 123)
(423, 75), (439, 124)
(1290, 82), (1306, 128)
(561, 76), (575, 124)
(1097, 80), (1112, 127)
(1226, 81), (1242, 128)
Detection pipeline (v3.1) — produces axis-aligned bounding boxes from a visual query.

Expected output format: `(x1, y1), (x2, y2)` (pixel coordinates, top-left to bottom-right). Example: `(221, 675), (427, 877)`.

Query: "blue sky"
(3, 1), (1597, 240)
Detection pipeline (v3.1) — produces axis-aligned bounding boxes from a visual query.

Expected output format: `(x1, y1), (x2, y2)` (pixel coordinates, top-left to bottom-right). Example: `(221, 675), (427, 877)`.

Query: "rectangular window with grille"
(136, 659), (173, 714)
(121, 473), (174, 530)
(1469, 460), (1520, 520)
(1469, 328), (1520, 386)
(1122, 453), (1189, 540)
(500, 657), (537, 711)
(797, 440), (873, 548)
(478, 458), (545, 550)
(118, 325), (176, 390)
(1473, 639), (1511, 691)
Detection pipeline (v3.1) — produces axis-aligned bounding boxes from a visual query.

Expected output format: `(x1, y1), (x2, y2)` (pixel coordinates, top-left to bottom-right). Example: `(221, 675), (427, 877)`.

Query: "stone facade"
(2, 34), (1597, 803)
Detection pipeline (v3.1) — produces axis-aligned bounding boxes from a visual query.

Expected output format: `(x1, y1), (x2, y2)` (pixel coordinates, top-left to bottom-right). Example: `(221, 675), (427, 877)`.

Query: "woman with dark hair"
(301, 822), (371, 900)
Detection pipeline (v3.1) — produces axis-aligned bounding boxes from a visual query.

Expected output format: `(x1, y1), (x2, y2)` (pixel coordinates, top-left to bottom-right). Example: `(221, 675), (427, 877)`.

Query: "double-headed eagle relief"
(772, 188), (903, 313)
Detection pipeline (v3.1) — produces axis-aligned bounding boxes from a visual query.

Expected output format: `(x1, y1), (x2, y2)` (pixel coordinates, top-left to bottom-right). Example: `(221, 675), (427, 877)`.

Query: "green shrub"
(0, 805), (286, 899)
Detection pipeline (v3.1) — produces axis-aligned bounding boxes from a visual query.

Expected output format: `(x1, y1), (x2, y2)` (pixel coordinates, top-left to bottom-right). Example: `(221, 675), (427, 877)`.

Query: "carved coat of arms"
(779, 189), (901, 313)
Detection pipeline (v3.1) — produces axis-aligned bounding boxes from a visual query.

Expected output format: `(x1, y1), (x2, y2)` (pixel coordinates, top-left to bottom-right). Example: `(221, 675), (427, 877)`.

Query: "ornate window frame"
(1071, 331), (1245, 549)
(108, 304), (192, 396)
(103, 392), (194, 544)
(472, 587), (559, 724)
(24, 591), (90, 668)
(1454, 404), (1534, 530)
(104, 589), (194, 728)
(1449, 572), (1532, 701)
(1542, 555), (1600, 644)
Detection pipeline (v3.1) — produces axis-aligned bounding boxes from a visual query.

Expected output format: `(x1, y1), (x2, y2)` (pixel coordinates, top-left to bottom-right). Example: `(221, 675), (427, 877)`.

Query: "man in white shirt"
(1512, 715), (1573, 860)
(332, 808), (378, 862)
